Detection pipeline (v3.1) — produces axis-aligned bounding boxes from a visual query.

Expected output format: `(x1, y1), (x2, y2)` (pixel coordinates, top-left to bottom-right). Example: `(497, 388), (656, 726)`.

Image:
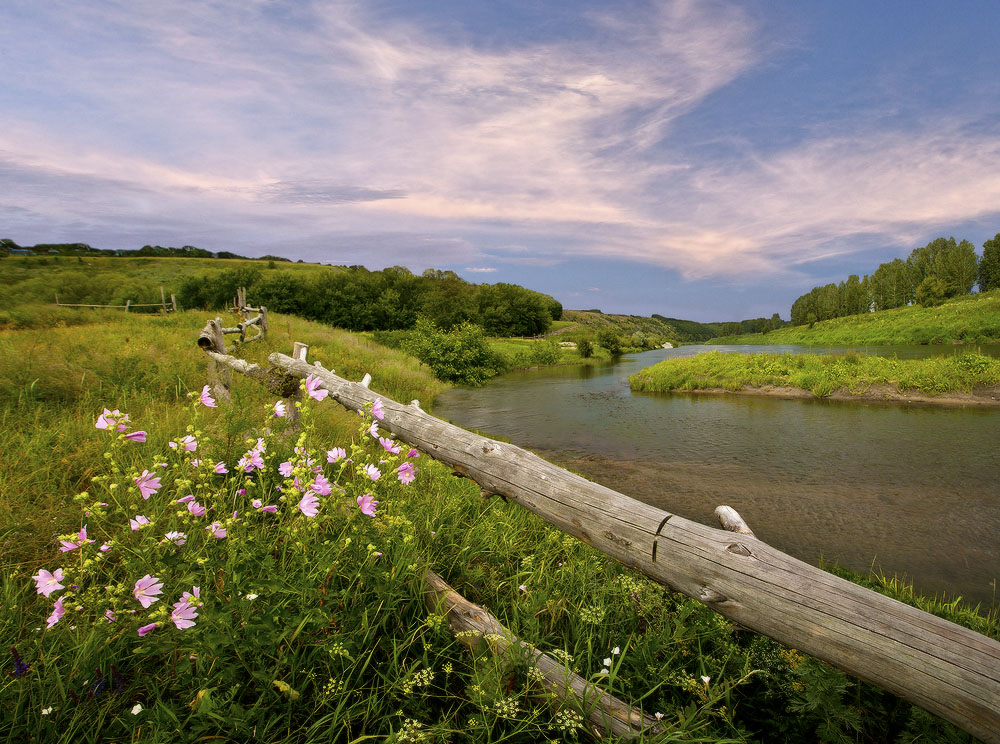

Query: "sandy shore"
(671, 383), (1000, 407)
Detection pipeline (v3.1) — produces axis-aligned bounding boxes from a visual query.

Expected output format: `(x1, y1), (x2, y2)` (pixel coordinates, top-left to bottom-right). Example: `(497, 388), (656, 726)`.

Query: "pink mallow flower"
(170, 587), (201, 629)
(105, 609), (116, 623)
(175, 494), (195, 504)
(407, 448), (420, 459)
(130, 515), (150, 531)
(357, 493), (378, 518)
(199, 385), (217, 408)
(239, 449), (265, 473)
(169, 435), (197, 452)
(298, 491), (319, 518)
(273, 400), (286, 418)
(163, 531), (186, 546)
(133, 575), (164, 608)
(137, 622), (158, 637)
(363, 464), (381, 482)
(371, 397), (385, 421)
(205, 522), (227, 539)
(32, 568), (64, 598)
(46, 597), (65, 628)
(310, 473), (332, 496)
(124, 431), (147, 443)
(378, 437), (401, 455)
(135, 470), (162, 500)
(326, 447), (346, 463)
(95, 408), (129, 431)
(304, 374), (329, 402)
(187, 501), (207, 517)
(214, 461), (228, 474)
(253, 500), (278, 513)
(59, 525), (94, 552)
(396, 462), (416, 485)
(278, 461), (294, 478)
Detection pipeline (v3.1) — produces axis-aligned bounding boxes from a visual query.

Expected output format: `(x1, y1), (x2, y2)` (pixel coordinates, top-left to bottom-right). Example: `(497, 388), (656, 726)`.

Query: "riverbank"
(629, 349), (1000, 405)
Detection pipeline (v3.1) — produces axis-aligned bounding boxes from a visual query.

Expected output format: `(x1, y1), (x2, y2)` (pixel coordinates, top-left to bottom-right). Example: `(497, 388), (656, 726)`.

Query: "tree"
(476, 283), (552, 337)
(596, 329), (623, 356)
(980, 233), (1000, 292)
(915, 276), (947, 307)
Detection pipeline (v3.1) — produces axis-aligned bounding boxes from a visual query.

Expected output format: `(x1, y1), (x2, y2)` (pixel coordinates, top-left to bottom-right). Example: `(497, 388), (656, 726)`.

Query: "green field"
(629, 349), (1000, 399)
(2, 277), (997, 741)
(709, 290), (1000, 346)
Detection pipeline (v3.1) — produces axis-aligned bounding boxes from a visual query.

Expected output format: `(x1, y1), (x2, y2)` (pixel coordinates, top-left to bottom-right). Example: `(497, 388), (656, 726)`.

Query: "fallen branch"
(423, 570), (664, 739)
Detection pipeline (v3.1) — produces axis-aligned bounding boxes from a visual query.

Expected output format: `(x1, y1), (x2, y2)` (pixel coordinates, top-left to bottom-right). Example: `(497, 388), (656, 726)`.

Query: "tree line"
(0, 238), (290, 262)
(179, 266), (562, 338)
(790, 233), (1000, 326)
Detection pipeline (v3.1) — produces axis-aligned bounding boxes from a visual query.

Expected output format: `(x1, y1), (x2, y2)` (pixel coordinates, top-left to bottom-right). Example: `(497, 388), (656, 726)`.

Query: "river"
(433, 345), (1000, 609)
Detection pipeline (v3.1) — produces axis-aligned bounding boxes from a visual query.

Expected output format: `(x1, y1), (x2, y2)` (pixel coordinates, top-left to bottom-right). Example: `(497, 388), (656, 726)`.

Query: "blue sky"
(3, 1), (1000, 321)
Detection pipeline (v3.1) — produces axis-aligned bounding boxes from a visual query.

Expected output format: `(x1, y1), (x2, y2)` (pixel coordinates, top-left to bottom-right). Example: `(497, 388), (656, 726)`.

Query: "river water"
(433, 345), (1000, 608)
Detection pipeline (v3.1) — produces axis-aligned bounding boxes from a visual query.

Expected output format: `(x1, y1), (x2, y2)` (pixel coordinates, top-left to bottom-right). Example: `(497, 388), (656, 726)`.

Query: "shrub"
(402, 318), (507, 385)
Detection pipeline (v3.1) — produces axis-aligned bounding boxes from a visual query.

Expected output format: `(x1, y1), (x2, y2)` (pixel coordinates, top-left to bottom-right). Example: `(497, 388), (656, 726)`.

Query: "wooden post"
(55, 293), (59, 306)
(125, 299), (130, 313)
(255, 354), (1000, 742)
(171, 294), (177, 313)
(160, 286), (166, 312)
(260, 306), (268, 332)
(423, 570), (664, 739)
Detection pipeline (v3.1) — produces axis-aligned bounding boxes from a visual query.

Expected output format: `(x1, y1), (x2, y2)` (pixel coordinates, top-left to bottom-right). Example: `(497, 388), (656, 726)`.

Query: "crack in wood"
(651, 514), (673, 563)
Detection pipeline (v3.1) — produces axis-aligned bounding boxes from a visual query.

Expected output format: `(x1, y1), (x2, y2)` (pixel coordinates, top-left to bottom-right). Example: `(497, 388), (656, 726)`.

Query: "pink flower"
(252, 499), (262, 509)
(124, 431), (147, 443)
(396, 462), (416, 485)
(326, 447), (346, 463)
(175, 494), (194, 504)
(371, 398), (385, 420)
(357, 493), (378, 518)
(278, 461), (294, 477)
(169, 435), (197, 452)
(311, 473), (332, 496)
(95, 408), (129, 431)
(256, 437), (267, 452)
(129, 515), (150, 531)
(205, 522), (227, 539)
(105, 609), (116, 623)
(379, 437), (401, 455)
(135, 470), (162, 500)
(59, 525), (94, 552)
(199, 385), (217, 408)
(133, 575), (163, 608)
(214, 461), (228, 474)
(407, 448), (419, 459)
(46, 597), (65, 628)
(273, 400), (286, 418)
(304, 374), (329, 402)
(137, 622), (158, 637)
(170, 592), (200, 630)
(298, 491), (319, 518)
(368, 421), (379, 438)
(190, 459), (202, 468)
(239, 448), (264, 473)
(363, 464), (381, 482)
(187, 501), (207, 517)
(32, 568), (64, 598)
(260, 504), (278, 514)
(163, 531), (186, 546)
(100, 542), (111, 552)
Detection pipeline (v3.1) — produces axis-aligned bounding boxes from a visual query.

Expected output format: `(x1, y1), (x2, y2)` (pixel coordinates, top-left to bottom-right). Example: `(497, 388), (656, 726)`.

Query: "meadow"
(629, 349), (1000, 400)
(2, 306), (997, 742)
(708, 290), (1000, 346)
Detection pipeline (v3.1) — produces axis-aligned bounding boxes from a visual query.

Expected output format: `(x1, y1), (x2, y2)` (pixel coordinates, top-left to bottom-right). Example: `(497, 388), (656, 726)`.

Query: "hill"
(707, 290), (1000, 346)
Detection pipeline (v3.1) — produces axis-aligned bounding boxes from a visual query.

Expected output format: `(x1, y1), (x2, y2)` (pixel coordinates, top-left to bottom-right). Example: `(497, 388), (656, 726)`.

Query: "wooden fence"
(196, 338), (1000, 742)
(55, 287), (177, 313)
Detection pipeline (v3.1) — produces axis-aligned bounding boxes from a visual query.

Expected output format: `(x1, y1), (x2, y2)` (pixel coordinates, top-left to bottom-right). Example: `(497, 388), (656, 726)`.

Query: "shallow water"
(434, 345), (1000, 608)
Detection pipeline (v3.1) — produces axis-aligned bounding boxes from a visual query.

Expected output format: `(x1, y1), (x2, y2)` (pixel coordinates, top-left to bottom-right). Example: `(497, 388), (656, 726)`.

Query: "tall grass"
(1, 306), (996, 742)
(630, 349), (1000, 399)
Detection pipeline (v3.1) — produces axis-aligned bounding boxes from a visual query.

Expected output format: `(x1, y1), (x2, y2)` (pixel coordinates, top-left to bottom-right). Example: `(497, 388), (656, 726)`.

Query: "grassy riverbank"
(2, 310), (997, 742)
(629, 349), (1000, 403)
(709, 290), (1000, 346)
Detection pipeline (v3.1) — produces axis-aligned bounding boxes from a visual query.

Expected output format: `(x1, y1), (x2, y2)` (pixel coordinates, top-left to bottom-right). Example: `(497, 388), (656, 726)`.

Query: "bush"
(578, 339), (594, 358)
(402, 318), (507, 385)
(596, 329), (623, 356)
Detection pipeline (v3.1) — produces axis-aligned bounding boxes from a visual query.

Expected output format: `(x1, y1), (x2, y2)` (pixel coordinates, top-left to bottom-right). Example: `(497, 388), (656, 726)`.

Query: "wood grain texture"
(240, 351), (1000, 741)
(423, 570), (664, 739)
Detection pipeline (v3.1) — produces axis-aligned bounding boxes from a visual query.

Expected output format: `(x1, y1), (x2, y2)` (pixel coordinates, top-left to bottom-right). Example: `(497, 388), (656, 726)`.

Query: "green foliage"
(475, 283), (553, 337)
(915, 275), (948, 307)
(401, 318), (507, 386)
(980, 233), (1000, 292)
(577, 338), (594, 358)
(596, 329), (623, 356)
(629, 349), (1000, 399)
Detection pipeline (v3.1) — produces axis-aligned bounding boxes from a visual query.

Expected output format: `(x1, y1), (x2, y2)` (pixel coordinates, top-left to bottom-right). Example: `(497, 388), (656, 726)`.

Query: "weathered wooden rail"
(54, 287), (177, 313)
(198, 340), (1000, 742)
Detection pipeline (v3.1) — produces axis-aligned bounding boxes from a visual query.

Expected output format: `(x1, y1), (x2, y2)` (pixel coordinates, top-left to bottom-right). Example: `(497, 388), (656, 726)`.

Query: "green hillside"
(708, 290), (1000, 346)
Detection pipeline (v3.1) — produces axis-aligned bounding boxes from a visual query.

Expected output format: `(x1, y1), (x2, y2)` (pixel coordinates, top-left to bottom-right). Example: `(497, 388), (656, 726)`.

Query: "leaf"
(272, 679), (300, 701)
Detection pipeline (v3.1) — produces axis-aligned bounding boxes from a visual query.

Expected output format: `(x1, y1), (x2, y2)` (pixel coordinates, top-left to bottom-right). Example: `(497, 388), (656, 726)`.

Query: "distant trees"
(789, 232), (997, 325)
(980, 233), (1000, 292)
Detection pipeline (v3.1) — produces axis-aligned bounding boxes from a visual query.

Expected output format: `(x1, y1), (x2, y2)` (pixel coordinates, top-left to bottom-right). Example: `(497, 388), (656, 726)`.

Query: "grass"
(709, 290), (1000, 346)
(1, 305), (997, 742)
(629, 349), (1000, 399)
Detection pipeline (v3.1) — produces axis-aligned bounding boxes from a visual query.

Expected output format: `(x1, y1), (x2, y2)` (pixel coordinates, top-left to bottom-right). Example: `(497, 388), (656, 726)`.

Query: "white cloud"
(463, 267), (497, 273)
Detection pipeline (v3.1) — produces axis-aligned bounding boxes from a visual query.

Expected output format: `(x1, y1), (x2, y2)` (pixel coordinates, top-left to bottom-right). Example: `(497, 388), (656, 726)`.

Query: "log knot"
(602, 530), (633, 549)
(698, 586), (728, 604)
(726, 542), (753, 557)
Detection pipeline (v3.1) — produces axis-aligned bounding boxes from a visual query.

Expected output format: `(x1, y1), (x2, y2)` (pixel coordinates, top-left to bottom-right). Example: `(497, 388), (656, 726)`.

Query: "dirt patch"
(676, 383), (1000, 407)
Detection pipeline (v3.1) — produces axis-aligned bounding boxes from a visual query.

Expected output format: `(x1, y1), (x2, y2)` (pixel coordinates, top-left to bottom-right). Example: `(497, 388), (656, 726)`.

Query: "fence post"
(171, 294), (177, 313)
(125, 300), (130, 313)
(160, 287), (167, 313)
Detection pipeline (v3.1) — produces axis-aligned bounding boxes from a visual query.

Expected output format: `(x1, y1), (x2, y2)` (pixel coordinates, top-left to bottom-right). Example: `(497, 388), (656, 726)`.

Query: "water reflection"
(434, 345), (1000, 608)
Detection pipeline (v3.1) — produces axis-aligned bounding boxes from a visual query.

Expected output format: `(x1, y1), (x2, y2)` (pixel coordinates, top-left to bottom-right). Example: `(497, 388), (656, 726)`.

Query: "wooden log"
(423, 569), (664, 739)
(260, 305), (268, 332)
(160, 286), (166, 312)
(715, 506), (756, 537)
(265, 353), (1000, 742)
(171, 294), (177, 313)
(196, 318), (227, 353)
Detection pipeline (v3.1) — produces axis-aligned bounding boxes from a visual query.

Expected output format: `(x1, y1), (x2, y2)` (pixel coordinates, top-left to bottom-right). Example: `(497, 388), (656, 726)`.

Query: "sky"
(3, 1), (1000, 321)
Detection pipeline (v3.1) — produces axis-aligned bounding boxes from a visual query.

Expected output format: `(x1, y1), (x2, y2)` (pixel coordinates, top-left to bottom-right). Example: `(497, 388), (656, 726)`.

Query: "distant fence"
(194, 335), (1000, 742)
(55, 287), (177, 314)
